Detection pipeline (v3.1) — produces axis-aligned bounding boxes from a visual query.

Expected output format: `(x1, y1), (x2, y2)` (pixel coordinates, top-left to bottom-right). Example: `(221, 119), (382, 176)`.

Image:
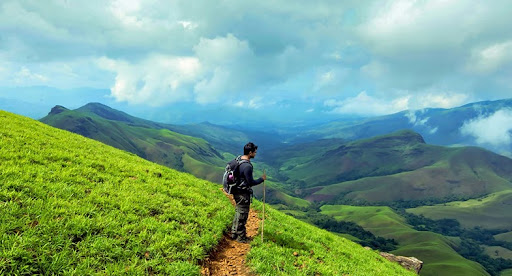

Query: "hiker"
(231, 142), (266, 243)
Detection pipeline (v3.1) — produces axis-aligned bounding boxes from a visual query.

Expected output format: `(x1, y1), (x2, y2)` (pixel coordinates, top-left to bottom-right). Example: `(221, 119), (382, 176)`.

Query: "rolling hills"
(407, 190), (512, 230)
(0, 110), (415, 275)
(320, 205), (488, 276)
(35, 102), (512, 275)
(40, 103), (228, 182)
(267, 130), (512, 204)
(292, 98), (512, 156)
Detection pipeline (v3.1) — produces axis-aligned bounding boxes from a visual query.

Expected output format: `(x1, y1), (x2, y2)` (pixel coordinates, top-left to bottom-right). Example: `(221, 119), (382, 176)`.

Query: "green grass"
(320, 205), (489, 276)
(501, 268), (512, 275)
(407, 190), (512, 230)
(40, 107), (228, 183)
(483, 246), (512, 260)
(1, 110), (418, 275)
(496, 232), (512, 243)
(0, 110), (233, 275)
(247, 201), (416, 276)
(311, 151), (512, 204)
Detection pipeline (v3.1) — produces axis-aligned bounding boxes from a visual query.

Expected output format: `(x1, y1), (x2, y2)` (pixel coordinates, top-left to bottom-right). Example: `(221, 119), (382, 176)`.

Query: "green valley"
(407, 191), (512, 230)
(34, 103), (512, 275)
(320, 205), (489, 276)
(0, 110), (415, 275)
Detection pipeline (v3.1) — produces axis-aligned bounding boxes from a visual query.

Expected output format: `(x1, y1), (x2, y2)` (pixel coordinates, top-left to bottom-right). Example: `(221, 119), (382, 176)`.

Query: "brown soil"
(201, 190), (261, 276)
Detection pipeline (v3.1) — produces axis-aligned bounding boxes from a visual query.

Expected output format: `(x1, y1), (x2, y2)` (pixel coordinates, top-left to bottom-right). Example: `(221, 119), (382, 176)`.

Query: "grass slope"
(308, 137), (512, 203)
(502, 268), (512, 275)
(483, 246), (512, 260)
(248, 201), (416, 276)
(1, 110), (415, 275)
(407, 190), (512, 230)
(496, 232), (512, 243)
(40, 104), (226, 182)
(320, 205), (489, 276)
(0, 110), (233, 274)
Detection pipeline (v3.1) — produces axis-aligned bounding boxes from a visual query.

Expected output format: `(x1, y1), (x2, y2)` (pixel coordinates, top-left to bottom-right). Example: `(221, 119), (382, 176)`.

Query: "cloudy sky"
(1, 0), (511, 121)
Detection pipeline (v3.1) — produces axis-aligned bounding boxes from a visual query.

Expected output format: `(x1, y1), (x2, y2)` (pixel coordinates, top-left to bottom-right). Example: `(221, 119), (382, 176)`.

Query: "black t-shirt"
(239, 161), (264, 187)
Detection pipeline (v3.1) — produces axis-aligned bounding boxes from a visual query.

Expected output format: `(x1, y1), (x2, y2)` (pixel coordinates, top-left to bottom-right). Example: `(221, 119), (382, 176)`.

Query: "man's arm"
(240, 163), (264, 187)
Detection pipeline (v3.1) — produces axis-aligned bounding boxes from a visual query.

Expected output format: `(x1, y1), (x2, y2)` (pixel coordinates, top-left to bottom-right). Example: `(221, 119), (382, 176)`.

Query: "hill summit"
(48, 105), (69, 115)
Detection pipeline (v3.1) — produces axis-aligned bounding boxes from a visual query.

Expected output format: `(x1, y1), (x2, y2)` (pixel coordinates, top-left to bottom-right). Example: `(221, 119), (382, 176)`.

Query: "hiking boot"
(230, 233), (237, 240)
(236, 236), (252, 244)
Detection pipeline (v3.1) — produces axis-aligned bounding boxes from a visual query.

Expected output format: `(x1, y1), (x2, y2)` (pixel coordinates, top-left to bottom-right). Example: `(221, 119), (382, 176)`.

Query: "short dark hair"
(244, 142), (258, 155)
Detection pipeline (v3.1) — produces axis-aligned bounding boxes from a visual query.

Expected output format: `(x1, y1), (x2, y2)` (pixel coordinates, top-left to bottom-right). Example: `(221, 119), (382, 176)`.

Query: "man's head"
(244, 142), (258, 159)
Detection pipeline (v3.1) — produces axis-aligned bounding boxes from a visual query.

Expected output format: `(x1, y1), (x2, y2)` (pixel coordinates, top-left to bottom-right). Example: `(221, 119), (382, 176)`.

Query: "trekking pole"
(261, 169), (266, 243)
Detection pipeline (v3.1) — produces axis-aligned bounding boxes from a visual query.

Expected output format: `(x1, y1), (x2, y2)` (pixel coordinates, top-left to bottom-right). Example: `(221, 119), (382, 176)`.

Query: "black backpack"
(223, 156), (249, 194)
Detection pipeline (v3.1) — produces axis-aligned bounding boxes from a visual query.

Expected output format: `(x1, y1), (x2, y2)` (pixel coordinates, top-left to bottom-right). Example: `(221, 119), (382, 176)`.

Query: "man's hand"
(262, 169), (267, 181)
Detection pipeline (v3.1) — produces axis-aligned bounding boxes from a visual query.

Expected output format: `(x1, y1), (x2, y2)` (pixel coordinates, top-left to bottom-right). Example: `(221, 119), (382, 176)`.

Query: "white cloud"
(327, 91), (470, 116)
(1, 0), (511, 107)
(361, 61), (388, 79)
(466, 40), (512, 74)
(110, 0), (143, 27)
(233, 101), (244, 107)
(193, 33), (252, 66)
(325, 91), (409, 116)
(194, 68), (232, 104)
(414, 92), (469, 109)
(229, 97), (265, 109)
(192, 34), (255, 103)
(14, 67), (48, 84)
(178, 21), (198, 30)
(359, 0), (488, 55)
(98, 55), (202, 105)
(460, 109), (512, 147)
(248, 97), (263, 109)
(405, 110), (430, 126)
(306, 108), (315, 113)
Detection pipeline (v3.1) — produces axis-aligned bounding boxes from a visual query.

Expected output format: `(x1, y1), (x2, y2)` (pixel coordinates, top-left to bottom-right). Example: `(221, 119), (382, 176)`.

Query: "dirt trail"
(201, 191), (260, 276)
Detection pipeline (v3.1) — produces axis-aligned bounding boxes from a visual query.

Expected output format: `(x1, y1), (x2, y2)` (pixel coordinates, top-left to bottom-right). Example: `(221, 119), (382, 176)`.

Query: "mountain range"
(290, 98), (512, 157)
(35, 99), (512, 275)
(1, 110), (415, 275)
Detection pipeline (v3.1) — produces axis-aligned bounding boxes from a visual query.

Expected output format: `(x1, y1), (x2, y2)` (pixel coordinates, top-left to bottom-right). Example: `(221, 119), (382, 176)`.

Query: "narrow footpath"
(201, 190), (260, 276)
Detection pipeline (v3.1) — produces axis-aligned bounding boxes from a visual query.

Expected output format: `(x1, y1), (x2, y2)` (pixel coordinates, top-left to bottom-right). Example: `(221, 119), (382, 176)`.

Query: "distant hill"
(40, 103), (227, 182)
(294, 98), (512, 156)
(0, 110), (415, 275)
(268, 130), (512, 204)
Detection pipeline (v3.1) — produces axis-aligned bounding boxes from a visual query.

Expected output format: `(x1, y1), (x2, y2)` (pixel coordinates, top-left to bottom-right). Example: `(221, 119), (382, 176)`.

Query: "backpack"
(223, 156), (249, 194)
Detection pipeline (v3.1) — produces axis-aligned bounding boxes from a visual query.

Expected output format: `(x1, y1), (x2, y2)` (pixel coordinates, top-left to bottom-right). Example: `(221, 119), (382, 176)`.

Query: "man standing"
(231, 142), (266, 243)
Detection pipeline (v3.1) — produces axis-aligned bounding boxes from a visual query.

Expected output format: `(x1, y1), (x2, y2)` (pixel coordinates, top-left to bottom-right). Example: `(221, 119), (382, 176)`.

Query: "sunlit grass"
(319, 205), (489, 276)
(248, 201), (416, 276)
(0, 110), (233, 275)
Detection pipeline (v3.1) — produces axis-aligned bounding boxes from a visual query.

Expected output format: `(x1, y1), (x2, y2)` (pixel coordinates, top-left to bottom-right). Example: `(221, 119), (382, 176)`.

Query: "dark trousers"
(231, 193), (251, 237)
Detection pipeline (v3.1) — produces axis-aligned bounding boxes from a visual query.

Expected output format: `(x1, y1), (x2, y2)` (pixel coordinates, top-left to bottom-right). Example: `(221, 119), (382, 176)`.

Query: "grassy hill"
(502, 268), (512, 275)
(287, 130), (512, 204)
(40, 103), (227, 182)
(483, 246), (512, 261)
(248, 201), (415, 275)
(0, 110), (232, 274)
(407, 190), (512, 230)
(496, 232), (512, 243)
(0, 110), (415, 275)
(73, 102), (283, 156)
(320, 205), (489, 276)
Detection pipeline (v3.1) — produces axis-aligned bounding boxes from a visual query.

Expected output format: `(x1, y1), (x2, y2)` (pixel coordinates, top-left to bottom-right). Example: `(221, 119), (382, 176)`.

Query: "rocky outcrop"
(48, 105), (68, 115)
(379, 252), (423, 274)
(363, 247), (423, 274)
